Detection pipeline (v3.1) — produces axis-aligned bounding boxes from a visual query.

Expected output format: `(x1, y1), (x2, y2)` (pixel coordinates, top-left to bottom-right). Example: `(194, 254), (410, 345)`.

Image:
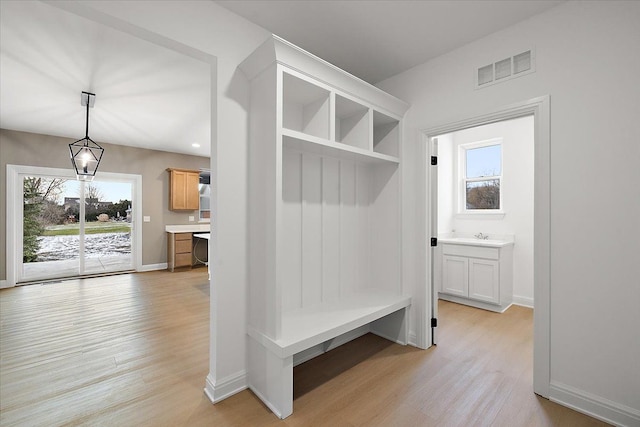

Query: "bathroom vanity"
(437, 236), (514, 313)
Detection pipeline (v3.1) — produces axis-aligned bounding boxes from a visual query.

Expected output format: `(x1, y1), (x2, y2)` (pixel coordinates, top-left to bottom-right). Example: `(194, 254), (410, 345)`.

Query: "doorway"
(420, 96), (550, 397)
(7, 165), (142, 284)
(433, 115), (535, 312)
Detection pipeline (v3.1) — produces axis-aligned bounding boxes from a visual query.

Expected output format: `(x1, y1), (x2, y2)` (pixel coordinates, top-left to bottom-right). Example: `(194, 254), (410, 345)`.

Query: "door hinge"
(430, 237), (437, 247)
(431, 156), (437, 166)
(431, 318), (438, 328)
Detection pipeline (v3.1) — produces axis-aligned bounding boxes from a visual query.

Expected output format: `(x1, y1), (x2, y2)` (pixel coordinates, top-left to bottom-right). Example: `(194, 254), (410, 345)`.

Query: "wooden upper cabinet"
(167, 168), (200, 210)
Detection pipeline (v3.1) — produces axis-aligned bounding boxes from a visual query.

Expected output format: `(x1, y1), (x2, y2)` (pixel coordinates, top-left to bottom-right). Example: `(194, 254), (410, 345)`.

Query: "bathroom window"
(459, 139), (502, 212)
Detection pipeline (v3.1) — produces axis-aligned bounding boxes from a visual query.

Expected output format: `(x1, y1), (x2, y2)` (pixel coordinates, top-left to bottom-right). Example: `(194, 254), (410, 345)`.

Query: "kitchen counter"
(165, 224), (210, 233)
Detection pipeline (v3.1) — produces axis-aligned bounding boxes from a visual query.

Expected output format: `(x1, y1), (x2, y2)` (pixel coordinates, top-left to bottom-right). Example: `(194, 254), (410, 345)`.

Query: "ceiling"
(216, 0), (564, 84)
(1, 1), (563, 157)
(0, 1), (211, 157)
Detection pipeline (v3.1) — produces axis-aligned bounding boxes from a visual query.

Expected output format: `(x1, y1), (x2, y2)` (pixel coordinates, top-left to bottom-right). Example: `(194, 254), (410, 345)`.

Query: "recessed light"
(192, 143), (201, 148)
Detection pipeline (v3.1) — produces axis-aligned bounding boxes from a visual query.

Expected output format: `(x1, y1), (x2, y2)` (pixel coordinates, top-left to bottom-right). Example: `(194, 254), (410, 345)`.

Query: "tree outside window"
(461, 142), (502, 211)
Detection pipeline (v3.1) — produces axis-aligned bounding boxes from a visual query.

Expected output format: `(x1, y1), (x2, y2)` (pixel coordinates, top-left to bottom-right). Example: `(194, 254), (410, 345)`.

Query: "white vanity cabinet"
(439, 240), (513, 313)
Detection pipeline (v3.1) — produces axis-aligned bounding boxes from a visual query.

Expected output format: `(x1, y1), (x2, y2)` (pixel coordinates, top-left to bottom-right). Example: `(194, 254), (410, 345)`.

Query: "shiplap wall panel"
(301, 154), (323, 307)
(282, 150), (302, 311)
(281, 149), (399, 312)
(322, 157), (341, 301)
(356, 164), (371, 292)
(370, 165), (400, 293)
(339, 161), (358, 296)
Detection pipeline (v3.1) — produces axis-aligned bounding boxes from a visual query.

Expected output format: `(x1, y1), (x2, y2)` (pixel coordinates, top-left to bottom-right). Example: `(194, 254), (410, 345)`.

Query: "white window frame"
(457, 138), (505, 218)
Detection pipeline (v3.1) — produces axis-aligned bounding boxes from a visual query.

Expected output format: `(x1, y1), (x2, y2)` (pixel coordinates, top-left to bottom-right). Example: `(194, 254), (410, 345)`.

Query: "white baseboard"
(204, 371), (247, 404)
(512, 295), (534, 308)
(138, 263), (168, 272)
(550, 381), (640, 427)
(0, 279), (9, 289)
(408, 331), (417, 347)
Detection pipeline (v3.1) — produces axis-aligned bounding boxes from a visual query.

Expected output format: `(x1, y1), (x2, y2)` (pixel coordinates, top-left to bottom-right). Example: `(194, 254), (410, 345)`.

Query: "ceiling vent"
(476, 49), (534, 89)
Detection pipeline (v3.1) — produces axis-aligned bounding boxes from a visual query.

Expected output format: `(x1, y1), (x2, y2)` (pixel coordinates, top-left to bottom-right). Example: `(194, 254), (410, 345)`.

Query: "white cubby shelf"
(282, 129), (399, 165)
(241, 35), (410, 420)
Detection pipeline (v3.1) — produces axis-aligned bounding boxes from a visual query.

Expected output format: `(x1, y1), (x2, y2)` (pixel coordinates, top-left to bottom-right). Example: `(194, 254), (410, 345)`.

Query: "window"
(460, 139), (502, 212)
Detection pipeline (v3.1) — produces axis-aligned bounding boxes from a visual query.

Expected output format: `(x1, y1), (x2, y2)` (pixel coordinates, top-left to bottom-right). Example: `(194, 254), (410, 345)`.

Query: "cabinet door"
(169, 170), (200, 210)
(468, 258), (500, 304)
(442, 255), (468, 297)
(185, 171), (200, 210)
(170, 170), (186, 210)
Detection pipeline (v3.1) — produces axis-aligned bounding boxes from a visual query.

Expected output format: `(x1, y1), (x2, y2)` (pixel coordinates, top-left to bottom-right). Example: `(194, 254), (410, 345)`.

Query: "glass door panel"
(83, 180), (133, 275)
(19, 174), (134, 283)
(21, 176), (80, 282)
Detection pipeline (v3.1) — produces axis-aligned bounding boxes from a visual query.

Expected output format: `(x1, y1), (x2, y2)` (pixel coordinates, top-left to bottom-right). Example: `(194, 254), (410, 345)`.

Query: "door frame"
(6, 164), (143, 286)
(418, 95), (550, 397)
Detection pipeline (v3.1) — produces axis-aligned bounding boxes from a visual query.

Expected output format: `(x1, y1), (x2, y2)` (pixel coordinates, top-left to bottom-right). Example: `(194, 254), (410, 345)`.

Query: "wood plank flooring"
(0, 270), (608, 426)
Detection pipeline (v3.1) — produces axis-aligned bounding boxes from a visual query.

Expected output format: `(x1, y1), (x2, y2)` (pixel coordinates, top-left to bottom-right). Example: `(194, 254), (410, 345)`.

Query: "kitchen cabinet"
(167, 168), (199, 210)
(439, 242), (513, 313)
(167, 232), (192, 271)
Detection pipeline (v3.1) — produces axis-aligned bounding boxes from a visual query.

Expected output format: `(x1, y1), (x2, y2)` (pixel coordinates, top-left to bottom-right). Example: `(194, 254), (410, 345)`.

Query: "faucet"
(474, 232), (489, 240)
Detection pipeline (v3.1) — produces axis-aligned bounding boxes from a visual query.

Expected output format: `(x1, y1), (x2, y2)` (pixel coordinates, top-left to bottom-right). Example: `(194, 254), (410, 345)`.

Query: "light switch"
(143, 216), (151, 222)
(189, 215), (195, 222)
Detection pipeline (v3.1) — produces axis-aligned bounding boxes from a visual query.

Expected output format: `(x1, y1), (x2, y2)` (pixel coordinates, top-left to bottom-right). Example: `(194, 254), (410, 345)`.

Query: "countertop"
(165, 224), (210, 233)
(438, 237), (514, 248)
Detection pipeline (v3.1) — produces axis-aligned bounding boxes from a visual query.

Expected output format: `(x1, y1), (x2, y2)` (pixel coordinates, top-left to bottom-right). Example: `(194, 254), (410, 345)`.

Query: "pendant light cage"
(69, 91), (103, 181)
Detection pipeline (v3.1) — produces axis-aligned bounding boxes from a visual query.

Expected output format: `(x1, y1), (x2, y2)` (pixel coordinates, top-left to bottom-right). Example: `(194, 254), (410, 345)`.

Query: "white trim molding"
(0, 280), (8, 289)
(204, 371), (247, 403)
(512, 295), (534, 308)
(420, 95), (551, 398)
(550, 381), (640, 427)
(139, 263), (168, 272)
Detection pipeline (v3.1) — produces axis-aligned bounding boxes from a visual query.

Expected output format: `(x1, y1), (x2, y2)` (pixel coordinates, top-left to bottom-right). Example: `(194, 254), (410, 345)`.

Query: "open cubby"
(335, 94), (370, 150)
(373, 111), (400, 157)
(282, 72), (330, 140)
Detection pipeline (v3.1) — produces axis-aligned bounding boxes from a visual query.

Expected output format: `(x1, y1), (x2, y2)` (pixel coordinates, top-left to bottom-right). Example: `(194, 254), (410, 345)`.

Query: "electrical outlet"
(143, 216), (151, 222)
(189, 216), (195, 222)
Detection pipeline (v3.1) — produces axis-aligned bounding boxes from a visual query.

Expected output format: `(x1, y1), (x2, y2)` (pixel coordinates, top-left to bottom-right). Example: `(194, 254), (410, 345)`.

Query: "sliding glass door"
(18, 169), (136, 283)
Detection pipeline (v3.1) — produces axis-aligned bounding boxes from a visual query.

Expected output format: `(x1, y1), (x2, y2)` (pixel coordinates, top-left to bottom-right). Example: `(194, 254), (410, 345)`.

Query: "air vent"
(495, 58), (512, 80)
(478, 64), (494, 85)
(476, 49), (535, 89)
(513, 50), (532, 74)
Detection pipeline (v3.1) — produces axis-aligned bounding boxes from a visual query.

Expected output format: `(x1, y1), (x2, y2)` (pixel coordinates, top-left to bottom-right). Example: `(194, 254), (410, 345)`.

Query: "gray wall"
(0, 128), (210, 280)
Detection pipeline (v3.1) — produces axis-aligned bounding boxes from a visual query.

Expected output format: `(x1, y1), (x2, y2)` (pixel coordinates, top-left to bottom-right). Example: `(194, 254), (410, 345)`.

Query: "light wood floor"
(0, 270), (608, 426)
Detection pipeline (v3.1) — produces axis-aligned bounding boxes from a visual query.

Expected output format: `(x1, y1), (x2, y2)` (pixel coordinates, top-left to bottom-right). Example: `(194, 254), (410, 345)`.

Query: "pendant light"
(69, 91), (104, 181)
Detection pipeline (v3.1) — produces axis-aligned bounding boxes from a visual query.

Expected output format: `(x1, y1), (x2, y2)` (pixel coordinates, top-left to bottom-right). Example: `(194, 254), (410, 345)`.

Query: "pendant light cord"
(85, 95), (90, 142)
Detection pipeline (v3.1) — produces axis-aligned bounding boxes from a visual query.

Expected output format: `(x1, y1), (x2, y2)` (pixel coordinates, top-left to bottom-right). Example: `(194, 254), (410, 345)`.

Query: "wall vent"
(476, 49), (534, 89)
(478, 64), (494, 86)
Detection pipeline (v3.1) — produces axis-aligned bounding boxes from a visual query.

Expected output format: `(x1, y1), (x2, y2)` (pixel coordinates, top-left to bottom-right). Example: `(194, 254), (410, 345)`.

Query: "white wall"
(378, 1), (640, 423)
(70, 0), (270, 400)
(438, 117), (535, 305)
(436, 133), (453, 235)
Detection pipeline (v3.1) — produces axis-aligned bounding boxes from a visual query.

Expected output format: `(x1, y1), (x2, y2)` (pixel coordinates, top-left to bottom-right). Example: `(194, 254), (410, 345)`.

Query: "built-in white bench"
(241, 35), (411, 419)
(247, 291), (411, 418)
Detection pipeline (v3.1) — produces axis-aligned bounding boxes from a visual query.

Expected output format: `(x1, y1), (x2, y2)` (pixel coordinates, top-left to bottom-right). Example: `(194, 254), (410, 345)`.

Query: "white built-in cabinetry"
(439, 242), (514, 313)
(240, 36), (409, 419)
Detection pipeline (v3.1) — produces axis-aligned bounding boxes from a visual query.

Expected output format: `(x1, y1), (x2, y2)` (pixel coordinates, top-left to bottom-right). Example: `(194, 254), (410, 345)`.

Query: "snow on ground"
(34, 233), (131, 261)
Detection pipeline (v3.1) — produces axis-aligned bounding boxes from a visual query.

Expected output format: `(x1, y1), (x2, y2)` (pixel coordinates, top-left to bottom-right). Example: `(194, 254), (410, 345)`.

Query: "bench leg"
(247, 337), (293, 419)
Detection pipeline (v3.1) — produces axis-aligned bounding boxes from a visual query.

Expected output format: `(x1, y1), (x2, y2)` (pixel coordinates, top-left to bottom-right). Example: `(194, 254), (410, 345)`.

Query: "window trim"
(457, 138), (504, 217)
